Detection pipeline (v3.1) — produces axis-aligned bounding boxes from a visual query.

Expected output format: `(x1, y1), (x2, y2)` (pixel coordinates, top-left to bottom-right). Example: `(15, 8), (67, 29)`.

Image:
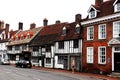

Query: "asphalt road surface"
(0, 65), (105, 80)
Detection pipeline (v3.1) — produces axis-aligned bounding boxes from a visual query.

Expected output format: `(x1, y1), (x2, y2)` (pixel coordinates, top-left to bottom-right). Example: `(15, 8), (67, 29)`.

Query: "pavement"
(32, 66), (120, 80)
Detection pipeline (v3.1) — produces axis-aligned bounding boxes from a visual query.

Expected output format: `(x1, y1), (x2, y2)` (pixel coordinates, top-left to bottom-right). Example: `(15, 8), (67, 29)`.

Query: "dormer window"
(16, 36), (18, 41)
(114, 3), (120, 12)
(21, 35), (24, 40)
(26, 34), (30, 39)
(88, 5), (99, 19)
(89, 11), (96, 19)
(62, 27), (66, 35)
(75, 24), (80, 34)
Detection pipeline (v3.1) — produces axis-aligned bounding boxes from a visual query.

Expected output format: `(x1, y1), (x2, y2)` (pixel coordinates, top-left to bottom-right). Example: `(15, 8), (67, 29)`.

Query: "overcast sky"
(0, 0), (95, 30)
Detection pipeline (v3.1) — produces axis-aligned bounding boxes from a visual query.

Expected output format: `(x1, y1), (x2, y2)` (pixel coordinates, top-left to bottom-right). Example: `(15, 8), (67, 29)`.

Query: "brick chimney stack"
(95, 0), (103, 6)
(5, 23), (9, 32)
(30, 23), (36, 29)
(43, 18), (48, 26)
(75, 14), (81, 24)
(18, 22), (23, 30)
(5, 23), (10, 39)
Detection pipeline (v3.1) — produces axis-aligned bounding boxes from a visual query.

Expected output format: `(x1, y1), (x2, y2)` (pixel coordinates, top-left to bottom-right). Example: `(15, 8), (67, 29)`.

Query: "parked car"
(15, 60), (32, 68)
(1, 59), (10, 65)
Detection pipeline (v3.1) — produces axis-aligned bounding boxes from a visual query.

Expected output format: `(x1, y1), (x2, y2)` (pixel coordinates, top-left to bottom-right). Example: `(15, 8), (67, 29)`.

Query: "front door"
(114, 53), (120, 72)
(64, 59), (68, 70)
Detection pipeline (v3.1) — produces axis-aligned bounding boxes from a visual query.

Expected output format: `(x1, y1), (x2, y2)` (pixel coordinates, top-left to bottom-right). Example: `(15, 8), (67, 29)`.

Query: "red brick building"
(81, 0), (120, 74)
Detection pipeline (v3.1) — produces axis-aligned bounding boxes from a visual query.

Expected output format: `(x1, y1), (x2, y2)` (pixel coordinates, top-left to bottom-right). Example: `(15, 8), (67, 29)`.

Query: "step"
(108, 72), (120, 78)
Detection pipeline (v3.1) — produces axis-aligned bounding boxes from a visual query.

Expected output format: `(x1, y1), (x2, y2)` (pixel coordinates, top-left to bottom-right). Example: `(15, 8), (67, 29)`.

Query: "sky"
(0, 0), (95, 30)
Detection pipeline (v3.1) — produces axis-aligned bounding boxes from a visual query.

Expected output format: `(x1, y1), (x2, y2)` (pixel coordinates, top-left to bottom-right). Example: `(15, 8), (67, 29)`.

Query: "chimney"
(75, 14), (81, 24)
(5, 23), (9, 32)
(0, 20), (4, 29)
(18, 22), (23, 30)
(5, 24), (10, 39)
(55, 20), (61, 24)
(43, 18), (48, 26)
(30, 23), (36, 29)
(95, 0), (103, 6)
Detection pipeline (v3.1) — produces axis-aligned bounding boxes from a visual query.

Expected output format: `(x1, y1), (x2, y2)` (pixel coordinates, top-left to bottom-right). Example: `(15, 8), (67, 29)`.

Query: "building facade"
(7, 23), (42, 64)
(31, 19), (68, 68)
(82, 0), (120, 74)
(54, 14), (83, 71)
(0, 21), (10, 62)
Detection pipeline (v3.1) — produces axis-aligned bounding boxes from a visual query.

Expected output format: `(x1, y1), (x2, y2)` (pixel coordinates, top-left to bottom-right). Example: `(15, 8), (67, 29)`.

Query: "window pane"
(87, 47), (93, 63)
(113, 21), (120, 37)
(87, 26), (94, 40)
(58, 41), (64, 49)
(99, 24), (106, 39)
(73, 40), (79, 48)
(98, 47), (106, 64)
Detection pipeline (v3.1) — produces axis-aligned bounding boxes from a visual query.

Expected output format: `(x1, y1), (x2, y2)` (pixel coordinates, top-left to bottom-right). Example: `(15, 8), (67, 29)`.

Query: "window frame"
(73, 39), (79, 48)
(75, 24), (80, 33)
(86, 47), (94, 64)
(98, 46), (106, 64)
(114, 3), (120, 12)
(62, 27), (66, 36)
(113, 21), (120, 38)
(89, 11), (96, 19)
(98, 24), (106, 39)
(87, 26), (94, 40)
(58, 41), (64, 49)
(46, 58), (51, 64)
(58, 56), (64, 64)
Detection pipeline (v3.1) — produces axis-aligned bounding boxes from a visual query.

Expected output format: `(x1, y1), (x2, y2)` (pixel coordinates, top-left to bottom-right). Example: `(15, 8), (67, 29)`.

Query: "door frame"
(112, 47), (120, 71)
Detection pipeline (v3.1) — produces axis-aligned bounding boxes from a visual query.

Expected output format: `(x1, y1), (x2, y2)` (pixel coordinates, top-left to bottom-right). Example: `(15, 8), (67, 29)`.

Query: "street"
(0, 65), (105, 80)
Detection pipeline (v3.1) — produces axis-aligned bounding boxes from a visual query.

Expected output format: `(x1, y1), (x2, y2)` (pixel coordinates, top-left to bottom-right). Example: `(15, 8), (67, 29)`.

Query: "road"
(0, 65), (105, 80)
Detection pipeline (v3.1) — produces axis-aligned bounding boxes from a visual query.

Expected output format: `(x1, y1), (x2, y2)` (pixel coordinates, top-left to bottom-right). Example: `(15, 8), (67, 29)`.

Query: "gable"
(108, 38), (120, 45)
(113, 0), (120, 5)
(88, 5), (100, 13)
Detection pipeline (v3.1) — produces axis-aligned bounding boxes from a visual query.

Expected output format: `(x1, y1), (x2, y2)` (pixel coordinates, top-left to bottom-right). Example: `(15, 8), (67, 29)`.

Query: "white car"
(2, 60), (10, 65)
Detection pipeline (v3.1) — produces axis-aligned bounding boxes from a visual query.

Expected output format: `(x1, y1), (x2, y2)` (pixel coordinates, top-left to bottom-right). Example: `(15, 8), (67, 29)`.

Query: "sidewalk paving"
(32, 66), (120, 80)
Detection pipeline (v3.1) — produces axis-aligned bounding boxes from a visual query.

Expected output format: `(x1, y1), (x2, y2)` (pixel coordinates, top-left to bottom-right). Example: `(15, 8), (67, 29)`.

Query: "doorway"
(114, 53), (120, 72)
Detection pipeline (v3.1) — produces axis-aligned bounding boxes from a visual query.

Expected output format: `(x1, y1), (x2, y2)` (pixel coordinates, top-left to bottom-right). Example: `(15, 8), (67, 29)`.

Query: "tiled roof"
(85, 0), (116, 19)
(7, 27), (42, 46)
(31, 23), (68, 46)
(31, 22), (83, 46)
(58, 22), (82, 41)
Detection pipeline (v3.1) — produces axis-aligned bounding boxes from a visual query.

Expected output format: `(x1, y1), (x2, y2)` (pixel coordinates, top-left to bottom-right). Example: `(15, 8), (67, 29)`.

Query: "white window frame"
(87, 26), (94, 40)
(98, 24), (106, 39)
(98, 46), (106, 64)
(114, 3), (120, 12)
(113, 21), (120, 38)
(87, 47), (93, 63)
(89, 11), (96, 19)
